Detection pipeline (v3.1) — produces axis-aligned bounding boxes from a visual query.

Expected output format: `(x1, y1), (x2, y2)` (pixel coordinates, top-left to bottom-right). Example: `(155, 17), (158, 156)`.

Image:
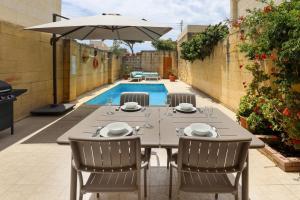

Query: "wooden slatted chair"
(165, 93), (196, 169)
(120, 92), (150, 107)
(169, 136), (251, 200)
(167, 93), (196, 107)
(69, 136), (148, 200)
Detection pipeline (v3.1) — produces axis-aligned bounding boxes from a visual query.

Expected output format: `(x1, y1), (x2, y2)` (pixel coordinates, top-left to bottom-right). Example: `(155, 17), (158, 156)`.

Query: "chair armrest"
(141, 161), (149, 169)
(242, 162), (248, 171)
(71, 159), (78, 170)
(170, 161), (178, 169)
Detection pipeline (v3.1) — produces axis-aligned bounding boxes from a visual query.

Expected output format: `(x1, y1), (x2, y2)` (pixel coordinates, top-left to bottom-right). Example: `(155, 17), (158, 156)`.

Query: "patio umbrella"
(25, 13), (172, 41)
(25, 13), (172, 115)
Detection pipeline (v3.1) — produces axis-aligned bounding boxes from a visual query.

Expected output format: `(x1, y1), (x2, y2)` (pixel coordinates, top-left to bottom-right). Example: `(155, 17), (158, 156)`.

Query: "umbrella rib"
(91, 25), (113, 30)
(81, 27), (97, 40)
(142, 27), (162, 37)
(135, 27), (156, 41)
(55, 26), (86, 41)
(115, 26), (130, 30)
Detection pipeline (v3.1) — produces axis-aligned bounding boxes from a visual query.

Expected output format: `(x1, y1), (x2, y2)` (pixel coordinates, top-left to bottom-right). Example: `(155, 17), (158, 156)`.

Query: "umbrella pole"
(51, 13), (70, 105)
(52, 24), (57, 104)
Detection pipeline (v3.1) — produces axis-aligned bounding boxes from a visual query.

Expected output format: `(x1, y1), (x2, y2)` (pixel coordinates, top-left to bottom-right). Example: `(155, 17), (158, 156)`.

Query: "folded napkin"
(124, 102), (138, 109)
(106, 122), (129, 135)
(179, 103), (193, 111)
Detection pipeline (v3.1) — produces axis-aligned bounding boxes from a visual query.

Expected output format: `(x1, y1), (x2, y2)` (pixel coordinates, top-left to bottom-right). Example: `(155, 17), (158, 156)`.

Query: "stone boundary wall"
(0, 20), (64, 120)
(122, 51), (177, 76)
(63, 40), (111, 102)
(0, 21), (122, 121)
(177, 30), (253, 111)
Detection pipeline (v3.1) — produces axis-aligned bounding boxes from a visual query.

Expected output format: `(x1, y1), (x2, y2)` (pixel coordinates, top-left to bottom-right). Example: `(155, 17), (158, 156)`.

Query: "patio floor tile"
(0, 80), (299, 200)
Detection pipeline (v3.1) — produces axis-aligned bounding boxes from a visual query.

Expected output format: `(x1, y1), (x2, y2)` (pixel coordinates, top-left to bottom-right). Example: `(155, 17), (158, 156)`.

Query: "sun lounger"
(130, 71), (143, 81)
(143, 72), (160, 80)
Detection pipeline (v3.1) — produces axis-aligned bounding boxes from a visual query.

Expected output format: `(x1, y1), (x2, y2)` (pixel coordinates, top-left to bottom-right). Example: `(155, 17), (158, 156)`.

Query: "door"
(163, 57), (172, 79)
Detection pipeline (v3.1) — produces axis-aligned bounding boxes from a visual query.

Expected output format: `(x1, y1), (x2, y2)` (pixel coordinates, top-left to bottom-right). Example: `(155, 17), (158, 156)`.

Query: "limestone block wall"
(109, 54), (122, 83)
(178, 31), (253, 111)
(0, 0), (61, 27)
(236, 0), (282, 17)
(63, 40), (110, 101)
(140, 51), (177, 75)
(122, 51), (177, 78)
(0, 21), (64, 120)
(122, 54), (141, 70)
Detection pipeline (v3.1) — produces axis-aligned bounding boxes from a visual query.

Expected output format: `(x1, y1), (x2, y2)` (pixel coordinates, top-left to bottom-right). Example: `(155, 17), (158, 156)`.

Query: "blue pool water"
(86, 84), (168, 106)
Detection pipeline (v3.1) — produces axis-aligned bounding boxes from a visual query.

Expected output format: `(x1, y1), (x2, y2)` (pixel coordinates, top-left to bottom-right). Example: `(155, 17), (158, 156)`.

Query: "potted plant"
(236, 95), (257, 129)
(168, 68), (177, 82)
(121, 65), (132, 80)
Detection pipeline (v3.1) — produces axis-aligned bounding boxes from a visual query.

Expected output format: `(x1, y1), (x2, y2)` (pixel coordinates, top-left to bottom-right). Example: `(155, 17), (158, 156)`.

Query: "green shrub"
(180, 23), (229, 62)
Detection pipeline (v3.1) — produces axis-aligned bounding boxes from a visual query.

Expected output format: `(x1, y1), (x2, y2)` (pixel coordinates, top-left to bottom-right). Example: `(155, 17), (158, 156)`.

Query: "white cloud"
(62, 0), (230, 52)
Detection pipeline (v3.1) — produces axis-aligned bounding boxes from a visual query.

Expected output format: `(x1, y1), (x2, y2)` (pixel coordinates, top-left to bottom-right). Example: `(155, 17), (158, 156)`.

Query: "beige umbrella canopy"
(26, 13), (172, 114)
(25, 13), (172, 41)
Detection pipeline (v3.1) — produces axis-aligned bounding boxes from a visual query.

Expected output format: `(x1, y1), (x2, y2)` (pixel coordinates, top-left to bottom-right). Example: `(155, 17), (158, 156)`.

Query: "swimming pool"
(86, 83), (168, 106)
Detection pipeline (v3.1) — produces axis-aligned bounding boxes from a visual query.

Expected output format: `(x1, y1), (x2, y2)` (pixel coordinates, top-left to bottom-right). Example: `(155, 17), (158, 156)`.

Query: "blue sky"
(62, 0), (230, 52)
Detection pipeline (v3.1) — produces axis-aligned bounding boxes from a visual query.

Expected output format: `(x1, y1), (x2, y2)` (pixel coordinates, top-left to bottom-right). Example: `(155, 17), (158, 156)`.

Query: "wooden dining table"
(57, 106), (264, 200)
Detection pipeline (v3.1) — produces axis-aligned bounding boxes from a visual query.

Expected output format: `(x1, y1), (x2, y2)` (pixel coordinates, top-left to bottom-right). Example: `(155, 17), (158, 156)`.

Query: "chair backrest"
(69, 136), (141, 172)
(177, 136), (251, 173)
(167, 93), (196, 107)
(120, 92), (149, 106)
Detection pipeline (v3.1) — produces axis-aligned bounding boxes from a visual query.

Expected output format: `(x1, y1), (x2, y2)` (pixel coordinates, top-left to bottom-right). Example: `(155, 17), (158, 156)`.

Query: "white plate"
(190, 123), (211, 136)
(183, 125), (218, 138)
(99, 122), (133, 137)
(121, 104), (142, 112)
(175, 106), (197, 113)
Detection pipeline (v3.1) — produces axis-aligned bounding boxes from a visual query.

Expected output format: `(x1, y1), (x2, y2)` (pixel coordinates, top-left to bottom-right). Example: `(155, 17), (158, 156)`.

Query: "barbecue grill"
(0, 80), (27, 135)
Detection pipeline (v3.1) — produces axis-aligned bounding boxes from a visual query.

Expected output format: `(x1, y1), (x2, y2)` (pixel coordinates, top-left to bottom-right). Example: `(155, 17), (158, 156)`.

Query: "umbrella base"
(31, 104), (75, 116)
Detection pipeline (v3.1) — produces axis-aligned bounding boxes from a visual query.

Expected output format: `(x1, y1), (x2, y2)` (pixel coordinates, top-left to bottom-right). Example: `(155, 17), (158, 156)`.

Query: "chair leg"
(166, 148), (172, 169)
(144, 167), (147, 197)
(145, 148), (152, 169)
(215, 193), (218, 200)
(234, 193), (238, 200)
(97, 193), (100, 199)
(138, 188), (142, 200)
(79, 192), (83, 200)
(169, 164), (173, 199)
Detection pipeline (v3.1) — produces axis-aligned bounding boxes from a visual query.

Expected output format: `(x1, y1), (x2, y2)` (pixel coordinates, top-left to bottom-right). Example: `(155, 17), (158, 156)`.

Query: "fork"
(92, 126), (103, 137)
(176, 128), (184, 136)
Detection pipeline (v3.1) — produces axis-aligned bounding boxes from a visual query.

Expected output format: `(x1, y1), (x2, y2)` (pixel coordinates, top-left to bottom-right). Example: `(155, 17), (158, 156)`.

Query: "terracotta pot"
(123, 75), (129, 80)
(239, 115), (249, 129)
(257, 135), (280, 144)
(291, 139), (300, 150)
(169, 75), (176, 82)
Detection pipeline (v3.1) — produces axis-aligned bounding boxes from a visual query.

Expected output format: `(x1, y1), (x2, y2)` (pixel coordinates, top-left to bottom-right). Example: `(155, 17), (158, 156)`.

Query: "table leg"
(145, 148), (152, 163)
(70, 159), (77, 200)
(242, 153), (249, 200)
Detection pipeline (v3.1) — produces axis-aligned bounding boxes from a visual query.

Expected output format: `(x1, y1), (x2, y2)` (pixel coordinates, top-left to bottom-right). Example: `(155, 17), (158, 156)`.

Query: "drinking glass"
(143, 107), (152, 128)
(204, 106), (214, 122)
(106, 97), (114, 115)
(165, 96), (172, 116)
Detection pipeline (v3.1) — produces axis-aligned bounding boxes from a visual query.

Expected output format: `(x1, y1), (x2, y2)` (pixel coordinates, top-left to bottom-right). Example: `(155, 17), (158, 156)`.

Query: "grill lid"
(0, 80), (12, 93)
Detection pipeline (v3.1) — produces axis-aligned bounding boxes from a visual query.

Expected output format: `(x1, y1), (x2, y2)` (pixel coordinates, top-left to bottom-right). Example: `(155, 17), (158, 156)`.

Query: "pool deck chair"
(120, 92), (150, 107)
(169, 136), (251, 200)
(69, 136), (148, 200)
(167, 93), (196, 107)
(165, 93), (196, 169)
(143, 72), (161, 81)
(130, 71), (143, 82)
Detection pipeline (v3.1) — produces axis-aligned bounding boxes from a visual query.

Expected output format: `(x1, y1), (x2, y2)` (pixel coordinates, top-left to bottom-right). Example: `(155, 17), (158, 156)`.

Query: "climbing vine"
(180, 23), (229, 62)
(236, 0), (300, 148)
